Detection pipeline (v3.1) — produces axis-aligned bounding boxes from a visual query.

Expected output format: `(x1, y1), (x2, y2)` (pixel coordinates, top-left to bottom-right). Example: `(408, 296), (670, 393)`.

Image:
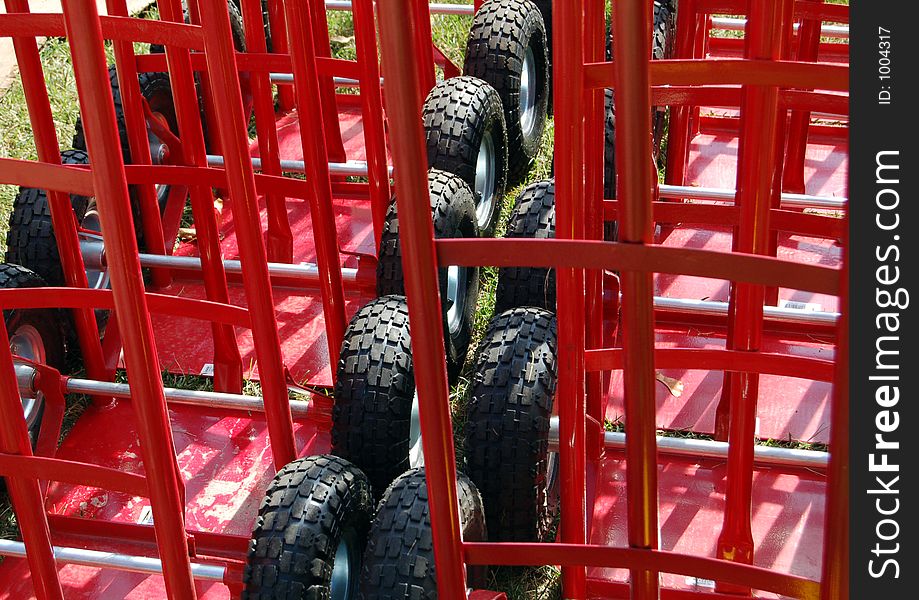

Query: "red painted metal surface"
(377, 1), (848, 600)
(0, 0), (849, 598)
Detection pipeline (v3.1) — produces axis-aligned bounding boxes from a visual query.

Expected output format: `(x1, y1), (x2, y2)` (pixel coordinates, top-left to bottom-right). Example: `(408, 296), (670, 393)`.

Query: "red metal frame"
(0, 0), (849, 597)
(379, 0), (848, 599)
(0, 1), (491, 597)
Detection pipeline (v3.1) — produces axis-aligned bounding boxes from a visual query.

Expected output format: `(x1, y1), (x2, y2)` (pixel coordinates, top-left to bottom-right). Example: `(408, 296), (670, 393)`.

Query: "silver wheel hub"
(409, 390), (424, 468)
(474, 130), (496, 230)
(9, 325), (46, 430)
(519, 45), (538, 139)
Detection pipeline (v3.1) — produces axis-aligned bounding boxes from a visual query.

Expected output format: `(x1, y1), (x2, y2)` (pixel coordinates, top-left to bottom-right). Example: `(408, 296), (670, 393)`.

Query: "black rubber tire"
(495, 179), (556, 313)
(1, 263), (67, 447)
(332, 296), (418, 497)
(242, 454), (372, 599)
(464, 0), (549, 186)
(376, 170), (479, 382)
(422, 76), (508, 238)
(464, 307), (558, 542)
(72, 67), (179, 163)
(359, 467), (487, 598)
(533, 0), (552, 113)
(6, 150), (95, 288)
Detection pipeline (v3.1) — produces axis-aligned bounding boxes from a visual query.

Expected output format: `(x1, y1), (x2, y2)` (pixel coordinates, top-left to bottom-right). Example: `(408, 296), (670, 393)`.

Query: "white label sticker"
(200, 363), (215, 376)
(686, 577), (716, 588)
(778, 299), (823, 312)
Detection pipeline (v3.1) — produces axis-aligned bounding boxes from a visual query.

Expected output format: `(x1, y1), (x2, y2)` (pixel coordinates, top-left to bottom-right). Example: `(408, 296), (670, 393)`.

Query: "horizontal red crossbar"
(0, 157), (94, 196)
(0, 454), (148, 497)
(135, 51), (360, 81)
(0, 288), (251, 329)
(585, 60), (849, 92)
(652, 86), (848, 116)
(0, 14), (201, 48)
(463, 543), (819, 599)
(435, 239), (841, 295)
(583, 347), (835, 381)
(47, 515), (251, 559)
(601, 201), (845, 240)
(696, 0), (849, 23)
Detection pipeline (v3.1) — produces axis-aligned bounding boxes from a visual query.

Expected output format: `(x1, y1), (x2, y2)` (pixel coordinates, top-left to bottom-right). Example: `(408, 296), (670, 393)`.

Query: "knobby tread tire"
(332, 296), (416, 497)
(5, 150), (93, 287)
(242, 454), (372, 599)
(495, 179), (556, 312)
(376, 169), (479, 381)
(464, 307), (558, 542)
(464, 0), (549, 186)
(359, 468), (487, 598)
(422, 76), (508, 237)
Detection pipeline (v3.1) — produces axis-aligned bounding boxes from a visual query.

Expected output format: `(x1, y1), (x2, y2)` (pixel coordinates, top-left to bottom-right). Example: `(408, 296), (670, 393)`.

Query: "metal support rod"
(135, 253), (361, 283)
(0, 539), (225, 582)
(658, 183), (846, 210)
(269, 73), (382, 87)
(197, 0), (297, 469)
(377, 1), (468, 596)
(62, 376), (311, 417)
(326, 0), (474, 15)
(710, 16), (848, 39)
(546, 418), (829, 470)
(61, 2), (197, 597)
(652, 296), (840, 325)
(206, 153), (393, 177)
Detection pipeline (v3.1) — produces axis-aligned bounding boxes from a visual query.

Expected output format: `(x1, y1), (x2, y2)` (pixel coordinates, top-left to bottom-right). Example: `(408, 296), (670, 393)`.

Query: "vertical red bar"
(307, 0), (348, 163)
(783, 0), (824, 194)
(4, 0), (112, 399)
(282, 0), (348, 374)
(196, 0), (298, 467)
(106, 0), (171, 289)
(240, 0), (295, 263)
(352, 0), (392, 247)
(612, 1), (660, 598)
(715, 0), (793, 593)
(821, 215), (848, 600)
(411, 0), (437, 103)
(377, 1), (468, 597)
(664, 0), (698, 188)
(60, 2), (197, 597)
(267, 0), (296, 110)
(583, 0), (605, 460)
(0, 323), (63, 599)
(157, 0), (245, 395)
(554, 0), (587, 596)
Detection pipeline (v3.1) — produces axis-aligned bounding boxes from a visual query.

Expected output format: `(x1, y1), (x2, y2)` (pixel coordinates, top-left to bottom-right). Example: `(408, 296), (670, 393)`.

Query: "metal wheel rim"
(80, 207), (111, 291)
(409, 390), (425, 468)
(445, 265), (466, 335)
(474, 130), (496, 230)
(519, 45), (538, 138)
(330, 527), (360, 600)
(9, 325), (45, 430)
